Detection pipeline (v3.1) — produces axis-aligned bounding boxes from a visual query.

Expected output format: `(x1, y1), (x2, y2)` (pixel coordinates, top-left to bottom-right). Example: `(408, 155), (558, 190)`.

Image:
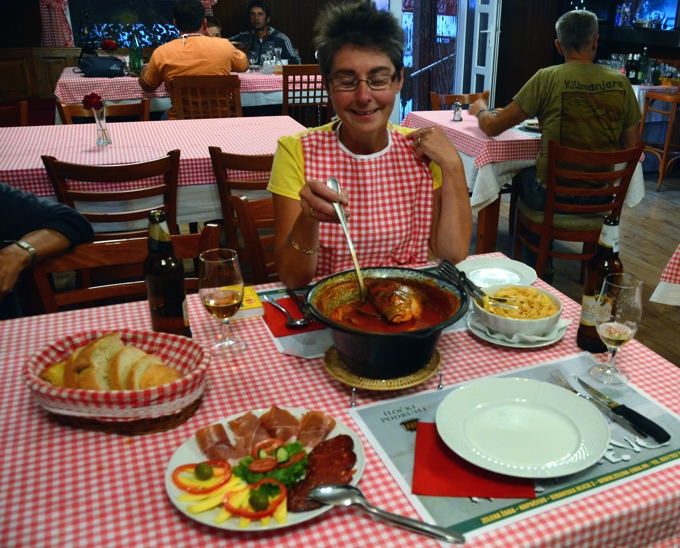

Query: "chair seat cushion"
(517, 201), (605, 231)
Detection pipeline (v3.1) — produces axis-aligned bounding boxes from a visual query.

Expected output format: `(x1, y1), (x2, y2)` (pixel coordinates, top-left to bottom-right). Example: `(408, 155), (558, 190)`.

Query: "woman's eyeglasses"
(329, 72), (397, 92)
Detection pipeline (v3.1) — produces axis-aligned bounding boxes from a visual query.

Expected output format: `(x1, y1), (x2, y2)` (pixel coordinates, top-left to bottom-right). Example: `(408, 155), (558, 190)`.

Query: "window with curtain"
(69, 0), (179, 48)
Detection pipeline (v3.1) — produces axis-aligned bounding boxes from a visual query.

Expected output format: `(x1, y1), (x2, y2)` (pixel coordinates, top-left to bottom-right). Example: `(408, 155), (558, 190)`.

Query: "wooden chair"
(282, 64), (333, 127)
(28, 223), (221, 313)
(512, 140), (644, 280)
(430, 90), (490, 110)
(208, 146), (276, 283)
(637, 90), (680, 191)
(230, 195), (277, 284)
(57, 98), (151, 124)
(0, 100), (28, 126)
(171, 75), (243, 119)
(41, 149), (181, 240)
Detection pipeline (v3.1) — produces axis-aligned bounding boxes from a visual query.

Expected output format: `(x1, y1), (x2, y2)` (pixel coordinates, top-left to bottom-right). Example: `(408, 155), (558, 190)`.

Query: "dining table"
(0, 115), (305, 225)
(53, 67), (285, 118)
(650, 243), (680, 305)
(1, 252), (678, 548)
(402, 110), (646, 253)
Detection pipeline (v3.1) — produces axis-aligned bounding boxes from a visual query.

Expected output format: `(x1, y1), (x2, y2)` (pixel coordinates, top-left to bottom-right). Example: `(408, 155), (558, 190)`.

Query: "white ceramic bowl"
(472, 284), (562, 336)
(23, 329), (209, 430)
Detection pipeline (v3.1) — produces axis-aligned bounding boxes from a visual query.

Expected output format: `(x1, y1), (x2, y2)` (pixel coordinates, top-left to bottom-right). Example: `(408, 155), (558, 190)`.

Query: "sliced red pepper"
(223, 478), (287, 519)
(251, 438), (284, 459)
(171, 460), (231, 494)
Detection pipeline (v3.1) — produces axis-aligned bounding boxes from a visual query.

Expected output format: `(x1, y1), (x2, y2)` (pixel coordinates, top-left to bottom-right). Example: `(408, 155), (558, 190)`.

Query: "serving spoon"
(308, 484), (465, 544)
(263, 296), (310, 329)
(326, 177), (367, 301)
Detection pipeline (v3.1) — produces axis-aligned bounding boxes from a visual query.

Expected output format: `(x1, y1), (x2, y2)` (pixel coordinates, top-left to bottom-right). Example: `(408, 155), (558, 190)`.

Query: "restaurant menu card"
(350, 353), (680, 538)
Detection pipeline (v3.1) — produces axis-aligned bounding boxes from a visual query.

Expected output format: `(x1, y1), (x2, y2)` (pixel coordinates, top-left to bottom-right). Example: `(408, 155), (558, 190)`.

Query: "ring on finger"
(416, 136), (422, 147)
(309, 207), (317, 219)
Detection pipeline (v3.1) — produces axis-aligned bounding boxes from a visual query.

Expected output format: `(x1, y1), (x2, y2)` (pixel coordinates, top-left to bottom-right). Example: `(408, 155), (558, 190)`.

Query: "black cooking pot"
(306, 267), (468, 379)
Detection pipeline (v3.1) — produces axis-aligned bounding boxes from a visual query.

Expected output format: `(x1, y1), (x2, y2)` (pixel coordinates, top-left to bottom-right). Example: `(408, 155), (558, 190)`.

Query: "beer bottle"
(144, 210), (192, 337)
(576, 216), (623, 352)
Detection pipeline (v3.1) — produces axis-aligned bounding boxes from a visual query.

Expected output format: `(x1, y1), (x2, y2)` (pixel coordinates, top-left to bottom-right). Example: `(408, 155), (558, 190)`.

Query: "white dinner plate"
(165, 407), (365, 531)
(455, 257), (537, 287)
(521, 119), (541, 132)
(466, 313), (568, 349)
(435, 378), (610, 478)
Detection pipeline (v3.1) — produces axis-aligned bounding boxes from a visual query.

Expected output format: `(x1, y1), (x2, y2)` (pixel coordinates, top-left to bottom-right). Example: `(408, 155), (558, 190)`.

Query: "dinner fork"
(438, 260), (517, 307)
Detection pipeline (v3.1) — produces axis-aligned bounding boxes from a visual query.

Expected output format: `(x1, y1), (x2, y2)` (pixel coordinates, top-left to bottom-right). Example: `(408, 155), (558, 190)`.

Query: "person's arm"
(469, 99), (528, 137)
(229, 46), (249, 73)
(0, 230), (71, 299)
(407, 127), (473, 263)
(269, 135), (344, 288)
(275, 32), (300, 64)
(621, 125), (640, 149)
(138, 53), (162, 92)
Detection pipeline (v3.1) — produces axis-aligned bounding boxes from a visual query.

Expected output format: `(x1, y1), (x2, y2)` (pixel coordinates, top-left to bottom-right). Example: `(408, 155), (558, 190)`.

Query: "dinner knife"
(549, 372), (643, 437)
(577, 378), (671, 443)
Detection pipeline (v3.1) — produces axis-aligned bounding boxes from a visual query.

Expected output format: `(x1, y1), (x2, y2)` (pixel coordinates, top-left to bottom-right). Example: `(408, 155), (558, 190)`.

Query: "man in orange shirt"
(139, 0), (248, 119)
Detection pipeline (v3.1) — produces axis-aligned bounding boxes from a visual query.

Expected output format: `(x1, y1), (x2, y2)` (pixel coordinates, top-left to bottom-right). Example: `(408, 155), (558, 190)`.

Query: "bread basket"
(23, 329), (210, 435)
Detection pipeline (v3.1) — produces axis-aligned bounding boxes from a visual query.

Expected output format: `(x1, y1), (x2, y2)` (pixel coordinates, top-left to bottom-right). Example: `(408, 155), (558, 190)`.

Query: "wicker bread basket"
(23, 329), (209, 435)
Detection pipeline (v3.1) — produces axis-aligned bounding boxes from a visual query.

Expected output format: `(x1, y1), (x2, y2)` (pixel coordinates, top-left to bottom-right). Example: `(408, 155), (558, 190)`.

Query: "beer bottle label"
(599, 224), (619, 252)
(579, 294), (598, 326)
(182, 297), (190, 327)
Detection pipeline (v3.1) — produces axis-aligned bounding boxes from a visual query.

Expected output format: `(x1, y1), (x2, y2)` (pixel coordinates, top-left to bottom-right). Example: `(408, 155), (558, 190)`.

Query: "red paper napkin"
(412, 422), (535, 499)
(262, 297), (326, 338)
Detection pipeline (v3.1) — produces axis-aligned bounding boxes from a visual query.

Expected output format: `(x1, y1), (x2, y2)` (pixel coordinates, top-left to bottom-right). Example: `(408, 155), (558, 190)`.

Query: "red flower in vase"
(101, 39), (118, 52)
(83, 93), (104, 110)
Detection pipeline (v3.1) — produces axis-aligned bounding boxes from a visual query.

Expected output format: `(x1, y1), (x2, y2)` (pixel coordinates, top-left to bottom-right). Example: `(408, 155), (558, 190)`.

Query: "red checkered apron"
(301, 127), (434, 275)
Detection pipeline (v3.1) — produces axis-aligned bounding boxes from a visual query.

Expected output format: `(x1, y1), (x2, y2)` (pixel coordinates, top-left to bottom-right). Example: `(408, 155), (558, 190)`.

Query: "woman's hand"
(298, 178), (349, 223)
(408, 126), (460, 171)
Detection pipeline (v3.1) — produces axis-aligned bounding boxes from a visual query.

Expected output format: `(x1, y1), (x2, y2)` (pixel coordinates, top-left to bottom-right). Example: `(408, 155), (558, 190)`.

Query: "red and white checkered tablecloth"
(0, 116), (304, 197)
(660, 244), (680, 284)
(54, 67), (283, 104)
(651, 243), (680, 305)
(402, 110), (540, 168)
(1, 254), (678, 548)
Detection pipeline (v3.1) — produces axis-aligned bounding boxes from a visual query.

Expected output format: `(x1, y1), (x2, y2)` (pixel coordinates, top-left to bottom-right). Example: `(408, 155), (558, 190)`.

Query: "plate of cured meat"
(165, 406), (365, 531)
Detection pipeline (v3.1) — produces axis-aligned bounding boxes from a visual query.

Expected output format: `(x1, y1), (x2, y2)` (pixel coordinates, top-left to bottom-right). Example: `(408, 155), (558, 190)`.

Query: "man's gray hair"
(555, 10), (598, 52)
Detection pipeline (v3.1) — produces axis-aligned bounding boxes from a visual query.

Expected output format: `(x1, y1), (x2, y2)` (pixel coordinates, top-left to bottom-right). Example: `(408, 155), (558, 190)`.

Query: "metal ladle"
(308, 484), (465, 544)
(326, 177), (367, 301)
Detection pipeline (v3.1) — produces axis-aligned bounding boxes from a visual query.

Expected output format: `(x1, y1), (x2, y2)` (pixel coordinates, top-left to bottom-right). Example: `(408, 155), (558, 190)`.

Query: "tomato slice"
(171, 460), (232, 494)
(247, 457), (278, 473)
(277, 450), (306, 468)
(251, 438), (284, 459)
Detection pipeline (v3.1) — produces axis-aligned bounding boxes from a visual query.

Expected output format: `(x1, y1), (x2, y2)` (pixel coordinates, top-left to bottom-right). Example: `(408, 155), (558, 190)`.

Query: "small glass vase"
(92, 107), (112, 146)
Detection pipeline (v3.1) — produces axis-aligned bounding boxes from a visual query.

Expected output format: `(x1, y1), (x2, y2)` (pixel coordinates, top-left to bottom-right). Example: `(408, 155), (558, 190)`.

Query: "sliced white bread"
(126, 353), (180, 390)
(64, 333), (124, 390)
(108, 345), (148, 390)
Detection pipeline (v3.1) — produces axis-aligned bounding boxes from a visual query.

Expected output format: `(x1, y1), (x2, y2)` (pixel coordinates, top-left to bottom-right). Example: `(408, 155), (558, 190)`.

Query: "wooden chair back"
(29, 223), (221, 313)
(41, 149), (181, 240)
(513, 141), (644, 279)
(430, 90), (490, 110)
(282, 64), (333, 127)
(171, 75), (243, 119)
(0, 100), (28, 126)
(57, 98), (151, 124)
(208, 146), (276, 283)
(230, 195), (277, 284)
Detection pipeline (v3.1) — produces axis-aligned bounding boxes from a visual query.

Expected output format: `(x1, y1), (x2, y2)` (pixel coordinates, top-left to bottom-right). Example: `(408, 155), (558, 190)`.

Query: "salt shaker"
(452, 100), (463, 122)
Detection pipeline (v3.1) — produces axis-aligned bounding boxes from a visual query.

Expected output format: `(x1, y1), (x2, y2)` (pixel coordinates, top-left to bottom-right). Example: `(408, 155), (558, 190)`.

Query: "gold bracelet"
(288, 235), (319, 255)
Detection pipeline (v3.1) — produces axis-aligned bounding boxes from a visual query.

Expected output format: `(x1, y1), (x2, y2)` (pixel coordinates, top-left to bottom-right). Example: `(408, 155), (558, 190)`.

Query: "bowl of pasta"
(472, 285), (562, 336)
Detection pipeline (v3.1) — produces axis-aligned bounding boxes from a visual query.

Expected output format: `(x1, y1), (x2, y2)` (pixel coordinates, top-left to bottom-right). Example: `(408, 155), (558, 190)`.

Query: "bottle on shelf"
(637, 46), (651, 85)
(144, 210), (192, 337)
(128, 32), (144, 75)
(576, 216), (623, 353)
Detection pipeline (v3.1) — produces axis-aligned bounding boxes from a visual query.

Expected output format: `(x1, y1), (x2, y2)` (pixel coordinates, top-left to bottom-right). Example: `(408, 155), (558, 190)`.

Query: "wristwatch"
(14, 240), (37, 264)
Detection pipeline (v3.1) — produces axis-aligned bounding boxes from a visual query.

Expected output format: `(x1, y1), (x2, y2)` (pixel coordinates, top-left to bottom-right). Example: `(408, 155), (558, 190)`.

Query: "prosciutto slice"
(297, 410), (336, 448)
(259, 405), (300, 442)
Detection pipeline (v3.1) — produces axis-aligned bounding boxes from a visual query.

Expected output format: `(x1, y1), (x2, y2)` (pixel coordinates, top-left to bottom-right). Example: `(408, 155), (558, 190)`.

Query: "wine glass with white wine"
(588, 272), (643, 384)
(198, 248), (246, 355)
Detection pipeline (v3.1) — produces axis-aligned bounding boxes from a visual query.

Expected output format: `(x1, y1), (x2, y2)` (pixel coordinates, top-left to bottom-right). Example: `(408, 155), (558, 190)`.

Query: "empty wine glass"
(248, 50), (259, 71)
(198, 248), (246, 355)
(588, 272), (643, 384)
